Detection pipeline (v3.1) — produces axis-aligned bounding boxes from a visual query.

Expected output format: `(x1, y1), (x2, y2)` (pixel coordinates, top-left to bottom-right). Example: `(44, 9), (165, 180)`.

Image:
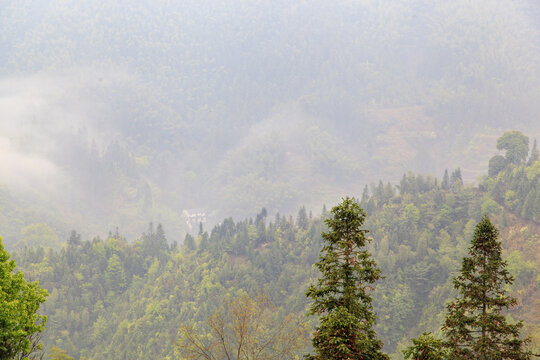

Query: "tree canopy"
(175, 293), (308, 360)
(305, 197), (388, 360)
(0, 237), (48, 360)
(442, 216), (531, 359)
(402, 333), (448, 360)
(8, 135), (540, 358)
(496, 131), (530, 165)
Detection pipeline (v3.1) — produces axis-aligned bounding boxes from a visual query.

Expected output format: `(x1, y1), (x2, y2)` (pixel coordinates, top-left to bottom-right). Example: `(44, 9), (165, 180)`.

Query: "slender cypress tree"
(442, 169), (450, 190)
(305, 197), (388, 360)
(442, 216), (531, 359)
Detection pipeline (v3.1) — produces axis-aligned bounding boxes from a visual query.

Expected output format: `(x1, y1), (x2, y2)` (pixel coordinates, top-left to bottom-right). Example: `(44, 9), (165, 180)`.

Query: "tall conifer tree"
(305, 197), (388, 360)
(442, 216), (531, 359)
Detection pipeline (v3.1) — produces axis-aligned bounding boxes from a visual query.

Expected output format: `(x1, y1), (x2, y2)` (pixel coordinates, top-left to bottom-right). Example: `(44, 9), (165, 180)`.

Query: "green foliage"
(488, 155), (507, 178)
(484, 155), (540, 221)
(305, 197), (388, 360)
(0, 236), (48, 360)
(449, 168), (463, 192)
(183, 233), (196, 251)
(104, 254), (126, 294)
(16, 224), (62, 250)
(442, 216), (532, 359)
(480, 197), (500, 217)
(527, 140), (539, 166)
(497, 131), (530, 165)
(10, 137), (540, 359)
(48, 345), (75, 360)
(13, 218), (325, 359)
(1, 0), (539, 246)
(402, 333), (448, 360)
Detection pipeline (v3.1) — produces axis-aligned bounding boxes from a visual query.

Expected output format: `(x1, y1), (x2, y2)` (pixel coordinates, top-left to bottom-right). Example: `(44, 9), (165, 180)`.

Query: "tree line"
(1, 131), (538, 359)
(177, 199), (533, 359)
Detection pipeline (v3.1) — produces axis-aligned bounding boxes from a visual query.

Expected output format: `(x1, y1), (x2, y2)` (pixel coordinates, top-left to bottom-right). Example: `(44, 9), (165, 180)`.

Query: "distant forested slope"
(1, 0), (539, 243)
(13, 138), (539, 359)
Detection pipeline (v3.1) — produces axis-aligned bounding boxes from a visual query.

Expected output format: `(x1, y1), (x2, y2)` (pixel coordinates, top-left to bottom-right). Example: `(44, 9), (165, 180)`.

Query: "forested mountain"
(13, 143), (539, 359)
(2, 1), (539, 358)
(1, 0), (539, 245)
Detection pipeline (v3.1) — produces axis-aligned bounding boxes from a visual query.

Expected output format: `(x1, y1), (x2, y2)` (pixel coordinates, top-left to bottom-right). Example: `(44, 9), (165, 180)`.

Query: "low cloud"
(0, 65), (135, 191)
(0, 136), (60, 192)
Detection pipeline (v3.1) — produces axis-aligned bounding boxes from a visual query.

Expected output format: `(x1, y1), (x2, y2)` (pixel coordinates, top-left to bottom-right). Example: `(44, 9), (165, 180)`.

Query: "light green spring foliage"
(0, 236), (48, 360)
(48, 345), (75, 360)
(16, 224), (62, 250)
(11, 134), (540, 359)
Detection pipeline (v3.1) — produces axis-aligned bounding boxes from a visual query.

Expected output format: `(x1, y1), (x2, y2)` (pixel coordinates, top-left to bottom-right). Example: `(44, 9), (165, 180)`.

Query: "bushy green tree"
(497, 131), (529, 164)
(104, 254), (126, 293)
(184, 233), (196, 251)
(442, 216), (531, 359)
(0, 236), (48, 360)
(488, 155), (507, 177)
(305, 197), (388, 360)
(297, 206), (309, 230)
(48, 345), (75, 360)
(403, 333), (448, 360)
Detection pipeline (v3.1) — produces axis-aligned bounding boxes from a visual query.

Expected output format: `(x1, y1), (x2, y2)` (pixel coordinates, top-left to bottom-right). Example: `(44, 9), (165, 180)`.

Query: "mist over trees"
(7, 134), (539, 359)
(1, 2), (539, 357)
(1, 0), (539, 244)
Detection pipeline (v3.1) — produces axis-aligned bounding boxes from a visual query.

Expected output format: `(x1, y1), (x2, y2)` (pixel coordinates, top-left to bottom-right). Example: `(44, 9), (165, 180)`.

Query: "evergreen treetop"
(442, 215), (531, 360)
(305, 197), (388, 360)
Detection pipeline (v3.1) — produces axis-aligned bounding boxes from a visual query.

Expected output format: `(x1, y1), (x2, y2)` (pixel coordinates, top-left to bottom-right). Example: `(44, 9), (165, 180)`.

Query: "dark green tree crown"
(305, 197), (388, 360)
(443, 216), (531, 360)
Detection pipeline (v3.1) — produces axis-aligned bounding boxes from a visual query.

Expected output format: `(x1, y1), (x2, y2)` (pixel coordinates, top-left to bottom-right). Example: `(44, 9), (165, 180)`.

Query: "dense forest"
(9, 133), (539, 359)
(1, 0), (539, 244)
(1, 1), (539, 359)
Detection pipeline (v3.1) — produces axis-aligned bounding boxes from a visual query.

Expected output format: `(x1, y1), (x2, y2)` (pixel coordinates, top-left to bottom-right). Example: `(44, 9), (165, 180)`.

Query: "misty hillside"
(1, 0), (540, 244)
(13, 143), (540, 359)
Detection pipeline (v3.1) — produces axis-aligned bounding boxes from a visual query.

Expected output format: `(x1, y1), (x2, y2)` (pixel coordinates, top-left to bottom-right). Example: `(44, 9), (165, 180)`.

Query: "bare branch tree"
(14, 331), (45, 360)
(175, 293), (309, 360)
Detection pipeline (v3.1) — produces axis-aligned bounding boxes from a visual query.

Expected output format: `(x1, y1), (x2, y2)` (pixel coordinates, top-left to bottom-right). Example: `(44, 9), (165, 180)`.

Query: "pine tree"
(305, 197), (388, 360)
(105, 254), (126, 293)
(155, 223), (168, 250)
(184, 233), (196, 250)
(442, 216), (531, 360)
(442, 169), (450, 190)
(297, 206), (309, 230)
(521, 190), (535, 220)
(360, 185), (370, 207)
(403, 332), (449, 360)
(450, 167), (463, 192)
(400, 174), (409, 194)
